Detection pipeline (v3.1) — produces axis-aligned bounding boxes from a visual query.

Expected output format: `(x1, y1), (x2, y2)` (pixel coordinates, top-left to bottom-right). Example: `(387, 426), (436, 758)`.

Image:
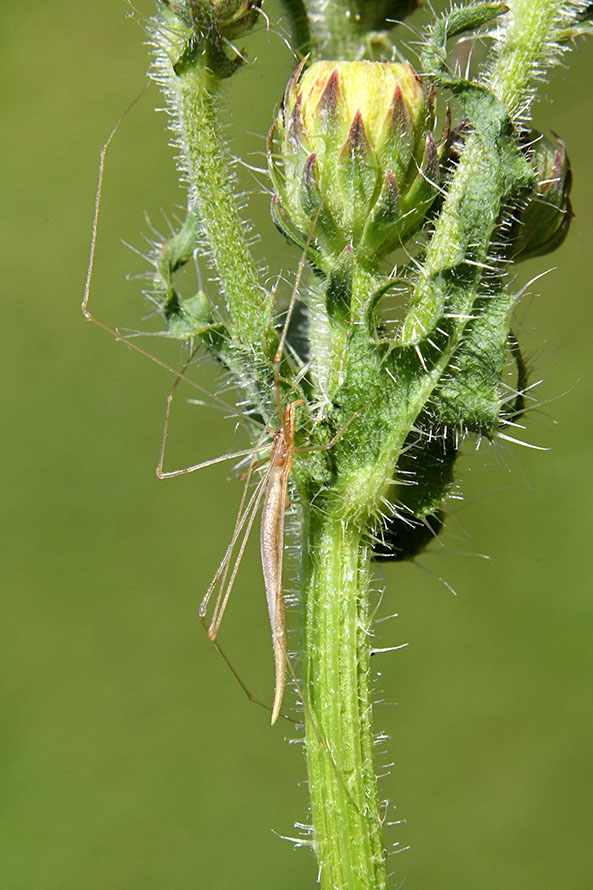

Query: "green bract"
(269, 60), (440, 263)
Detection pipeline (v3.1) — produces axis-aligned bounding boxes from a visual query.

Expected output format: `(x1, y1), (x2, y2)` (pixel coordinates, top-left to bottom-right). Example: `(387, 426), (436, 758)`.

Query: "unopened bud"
(161, 0), (262, 77)
(508, 131), (573, 261)
(207, 0), (262, 39)
(269, 60), (440, 262)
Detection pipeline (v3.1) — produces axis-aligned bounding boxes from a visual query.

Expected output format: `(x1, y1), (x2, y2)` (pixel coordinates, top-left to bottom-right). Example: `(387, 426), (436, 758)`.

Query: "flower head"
(269, 60), (440, 262)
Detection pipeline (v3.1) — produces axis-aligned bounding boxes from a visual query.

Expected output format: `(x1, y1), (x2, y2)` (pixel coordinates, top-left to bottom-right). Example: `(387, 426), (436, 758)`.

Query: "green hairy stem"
(151, 4), (271, 350)
(279, 0), (420, 58)
(103, 1), (589, 887)
(176, 73), (268, 345)
(302, 511), (386, 889)
(490, 0), (575, 109)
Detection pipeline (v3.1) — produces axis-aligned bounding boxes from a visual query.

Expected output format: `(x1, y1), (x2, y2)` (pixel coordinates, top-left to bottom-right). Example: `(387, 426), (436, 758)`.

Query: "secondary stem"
(302, 0), (367, 59)
(489, 0), (568, 111)
(302, 506), (387, 890)
(177, 69), (269, 346)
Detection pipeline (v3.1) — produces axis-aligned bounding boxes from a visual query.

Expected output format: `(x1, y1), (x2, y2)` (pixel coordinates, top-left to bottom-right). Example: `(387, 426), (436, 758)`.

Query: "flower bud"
(207, 0), (262, 39)
(269, 60), (440, 262)
(160, 0), (262, 78)
(508, 131), (573, 261)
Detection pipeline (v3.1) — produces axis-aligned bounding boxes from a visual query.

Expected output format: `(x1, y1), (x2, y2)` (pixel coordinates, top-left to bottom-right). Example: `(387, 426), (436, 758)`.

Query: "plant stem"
(489, 0), (571, 111)
(301, 0), (367, 59)
(293, 0), (416, 59)
(176, 67), (269, 346)
(278, 0), (313, 55)
(302, 505), (387, 890)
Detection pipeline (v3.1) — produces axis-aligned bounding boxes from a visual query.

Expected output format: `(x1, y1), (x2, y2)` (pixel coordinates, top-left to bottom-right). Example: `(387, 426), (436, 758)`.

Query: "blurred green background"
(2, 2), (592, 888)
